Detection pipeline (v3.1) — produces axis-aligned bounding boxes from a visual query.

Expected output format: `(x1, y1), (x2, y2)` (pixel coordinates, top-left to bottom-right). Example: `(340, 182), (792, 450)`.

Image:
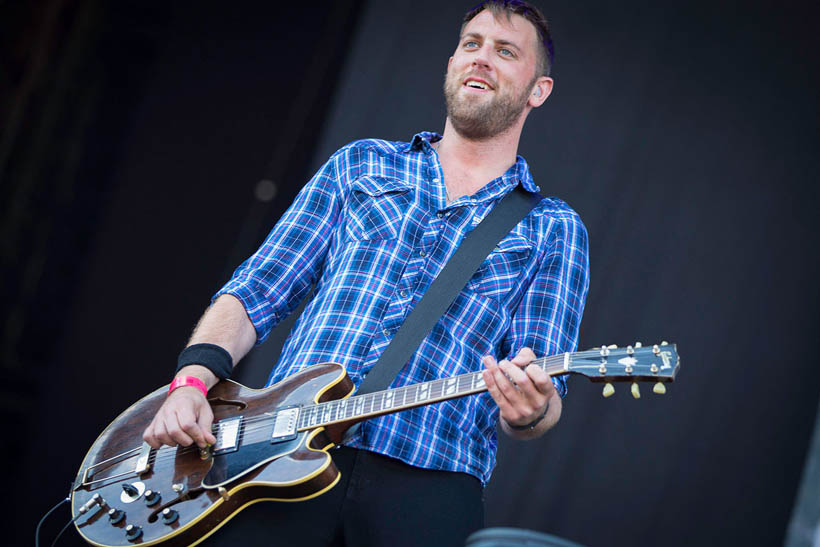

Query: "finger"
(483, 357), (517, 411)
(493, 363), (531, 415)
(511, 347), (536, 367)
(483, 367), (520, 420)
(197, 404), (217, 446)
(524, 363), (554, 395)
(499, 359), (532, 390)
(164, 412), (195, 447)
(154, 418), (178, 448)
(176, 406), (206, 448)
(143, 417), (161, 449)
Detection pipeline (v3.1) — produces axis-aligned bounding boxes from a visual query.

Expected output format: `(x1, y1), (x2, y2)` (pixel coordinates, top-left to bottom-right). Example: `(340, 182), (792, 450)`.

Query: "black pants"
(205, 446), (485, 547)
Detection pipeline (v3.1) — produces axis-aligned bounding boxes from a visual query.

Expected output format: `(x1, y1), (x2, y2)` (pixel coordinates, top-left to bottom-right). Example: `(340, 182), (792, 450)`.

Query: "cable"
(35, 496), (69, 547)
(51, 511), (83, 547)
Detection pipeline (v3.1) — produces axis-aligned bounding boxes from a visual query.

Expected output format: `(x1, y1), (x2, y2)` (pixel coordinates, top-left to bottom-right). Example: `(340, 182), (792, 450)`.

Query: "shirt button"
(418, 250), (426, 257)
(437, 212), (444, 218)
(382, 328), (390, 336)
(433, 177), (440, 182)
(399, 290), (408, 298)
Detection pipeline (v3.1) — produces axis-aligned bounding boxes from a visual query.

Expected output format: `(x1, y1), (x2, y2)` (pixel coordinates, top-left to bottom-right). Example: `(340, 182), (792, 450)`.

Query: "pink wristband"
(169, 376), (208, 397)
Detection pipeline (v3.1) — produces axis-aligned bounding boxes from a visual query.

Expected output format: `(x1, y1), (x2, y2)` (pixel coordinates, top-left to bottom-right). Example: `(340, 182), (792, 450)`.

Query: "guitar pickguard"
(202, 432), (305, 488)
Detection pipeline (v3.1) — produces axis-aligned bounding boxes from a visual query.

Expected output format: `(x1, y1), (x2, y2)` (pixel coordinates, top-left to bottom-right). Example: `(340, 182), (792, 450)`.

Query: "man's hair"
(461, 0), (554, 77)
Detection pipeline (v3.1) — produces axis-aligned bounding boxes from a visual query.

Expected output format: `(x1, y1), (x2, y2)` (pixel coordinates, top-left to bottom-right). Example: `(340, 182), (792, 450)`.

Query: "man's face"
(444, 10), (542, 140)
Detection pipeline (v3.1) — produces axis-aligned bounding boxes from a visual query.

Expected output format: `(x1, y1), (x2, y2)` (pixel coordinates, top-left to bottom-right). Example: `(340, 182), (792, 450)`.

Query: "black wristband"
(506, 406), (548, 431)
(176, 343), (233, 380)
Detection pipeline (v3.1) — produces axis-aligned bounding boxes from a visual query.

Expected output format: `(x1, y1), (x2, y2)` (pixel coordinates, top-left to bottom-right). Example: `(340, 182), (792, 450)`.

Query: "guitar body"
(72, 363), (355, 547)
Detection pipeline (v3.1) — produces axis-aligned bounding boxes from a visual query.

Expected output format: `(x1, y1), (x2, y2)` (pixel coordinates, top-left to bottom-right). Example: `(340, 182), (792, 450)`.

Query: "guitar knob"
(108, 508), (125, 524)
(602, 383), (615, 398)
(144, 489), (161, 506)
(161, 508), (179, 525)
(125, 524), (143, 541)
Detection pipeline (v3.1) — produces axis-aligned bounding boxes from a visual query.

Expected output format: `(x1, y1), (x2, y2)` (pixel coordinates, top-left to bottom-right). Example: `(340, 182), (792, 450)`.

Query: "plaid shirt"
(215, 132), (589, 484)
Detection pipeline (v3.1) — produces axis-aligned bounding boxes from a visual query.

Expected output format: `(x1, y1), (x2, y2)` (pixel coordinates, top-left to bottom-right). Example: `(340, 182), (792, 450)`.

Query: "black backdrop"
(4, 1), (819, 546)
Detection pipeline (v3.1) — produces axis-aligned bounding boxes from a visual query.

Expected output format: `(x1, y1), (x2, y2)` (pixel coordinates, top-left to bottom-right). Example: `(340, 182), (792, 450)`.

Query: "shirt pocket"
(345, 176), (414, 241)
(466, 234), (533, 300)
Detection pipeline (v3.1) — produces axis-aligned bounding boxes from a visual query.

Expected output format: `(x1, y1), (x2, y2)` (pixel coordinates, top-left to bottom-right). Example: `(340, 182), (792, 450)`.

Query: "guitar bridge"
(271, 407), (299, 443)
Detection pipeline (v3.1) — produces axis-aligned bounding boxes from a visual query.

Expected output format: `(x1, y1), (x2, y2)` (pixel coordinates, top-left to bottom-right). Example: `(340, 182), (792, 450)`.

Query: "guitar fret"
(473, 373), (484, 390)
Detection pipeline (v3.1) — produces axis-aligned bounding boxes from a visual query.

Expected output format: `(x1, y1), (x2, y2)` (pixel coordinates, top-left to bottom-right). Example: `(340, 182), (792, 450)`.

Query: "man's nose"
(471, 46), (493, 71)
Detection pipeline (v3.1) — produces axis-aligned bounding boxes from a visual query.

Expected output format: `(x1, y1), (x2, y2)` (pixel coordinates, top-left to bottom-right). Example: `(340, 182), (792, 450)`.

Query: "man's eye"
(499, 48), (514, 57)
(464, 41), (479, 48)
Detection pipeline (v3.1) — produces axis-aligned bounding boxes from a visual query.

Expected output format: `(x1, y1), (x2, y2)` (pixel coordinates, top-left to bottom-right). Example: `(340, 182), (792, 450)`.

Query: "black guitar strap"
(355, 185), (542, 396)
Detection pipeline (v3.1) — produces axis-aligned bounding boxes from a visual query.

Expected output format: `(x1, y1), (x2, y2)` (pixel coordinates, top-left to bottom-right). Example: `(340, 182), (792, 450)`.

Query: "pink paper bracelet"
(169, 376), (208, 397)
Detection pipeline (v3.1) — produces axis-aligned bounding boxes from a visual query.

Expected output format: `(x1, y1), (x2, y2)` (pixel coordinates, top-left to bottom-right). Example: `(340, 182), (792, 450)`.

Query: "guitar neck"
(296, 354), (567, 431)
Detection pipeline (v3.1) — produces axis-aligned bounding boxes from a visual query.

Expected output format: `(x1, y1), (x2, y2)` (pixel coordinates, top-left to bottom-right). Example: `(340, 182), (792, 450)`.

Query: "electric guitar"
(71, 342), (680, 546)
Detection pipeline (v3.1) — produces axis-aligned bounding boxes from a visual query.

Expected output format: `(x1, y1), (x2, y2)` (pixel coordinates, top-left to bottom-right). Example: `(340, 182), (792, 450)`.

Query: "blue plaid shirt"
(215, 132), (589, 484)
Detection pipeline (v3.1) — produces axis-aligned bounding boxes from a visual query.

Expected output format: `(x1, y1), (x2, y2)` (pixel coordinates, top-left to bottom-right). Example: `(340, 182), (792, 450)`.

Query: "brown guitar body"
(72, 363), (355, 547)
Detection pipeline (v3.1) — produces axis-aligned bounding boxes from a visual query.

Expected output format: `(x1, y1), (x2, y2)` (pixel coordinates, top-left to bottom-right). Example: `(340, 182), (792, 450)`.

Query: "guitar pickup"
(271, 407), (299, 443)
(213, 417), (242, 456)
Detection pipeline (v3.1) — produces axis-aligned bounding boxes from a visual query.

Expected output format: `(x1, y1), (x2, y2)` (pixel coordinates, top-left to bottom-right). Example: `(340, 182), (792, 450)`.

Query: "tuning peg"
(661, 341), (669, 346)
(653, 382), (667, 395)
(631, 383), (641, 399)
(634, 342), (642, 348)
(602, 383), (615, 398)
(607, 344), (617, 349)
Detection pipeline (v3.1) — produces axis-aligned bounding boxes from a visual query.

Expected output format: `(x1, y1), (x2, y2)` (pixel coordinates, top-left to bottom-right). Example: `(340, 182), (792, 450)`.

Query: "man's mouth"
(463, 77), (493, 91)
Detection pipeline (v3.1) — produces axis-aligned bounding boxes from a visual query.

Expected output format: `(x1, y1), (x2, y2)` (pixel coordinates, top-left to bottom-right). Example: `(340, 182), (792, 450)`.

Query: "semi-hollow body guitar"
(72, 342), (680, 546)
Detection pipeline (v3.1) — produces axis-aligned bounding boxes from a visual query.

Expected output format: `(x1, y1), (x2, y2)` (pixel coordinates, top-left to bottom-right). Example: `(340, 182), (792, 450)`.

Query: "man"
(143, 1), (589, 545)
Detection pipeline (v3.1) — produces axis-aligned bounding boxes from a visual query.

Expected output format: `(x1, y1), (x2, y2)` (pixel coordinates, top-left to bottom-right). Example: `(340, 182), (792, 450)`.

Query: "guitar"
(71, 342), (680, 546)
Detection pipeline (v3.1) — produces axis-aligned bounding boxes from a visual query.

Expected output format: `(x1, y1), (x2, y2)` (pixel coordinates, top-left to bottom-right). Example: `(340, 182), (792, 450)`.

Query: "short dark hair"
(461, 0), (554, 77)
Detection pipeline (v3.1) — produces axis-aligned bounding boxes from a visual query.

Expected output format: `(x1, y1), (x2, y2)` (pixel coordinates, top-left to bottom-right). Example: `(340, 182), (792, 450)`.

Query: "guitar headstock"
(568, 342), (680, 398)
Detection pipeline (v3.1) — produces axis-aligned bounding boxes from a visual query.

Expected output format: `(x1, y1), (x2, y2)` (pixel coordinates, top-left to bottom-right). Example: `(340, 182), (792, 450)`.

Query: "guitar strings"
(84, 348), (666, 475)
(115, 358), (578, 470)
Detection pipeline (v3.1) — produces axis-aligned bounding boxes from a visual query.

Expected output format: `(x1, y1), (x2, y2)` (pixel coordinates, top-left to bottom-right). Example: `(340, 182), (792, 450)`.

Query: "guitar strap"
(355, 185), (542, 396)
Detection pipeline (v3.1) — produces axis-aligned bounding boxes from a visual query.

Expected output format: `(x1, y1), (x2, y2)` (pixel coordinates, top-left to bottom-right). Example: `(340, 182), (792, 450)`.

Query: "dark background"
(3, 1), (818, 546)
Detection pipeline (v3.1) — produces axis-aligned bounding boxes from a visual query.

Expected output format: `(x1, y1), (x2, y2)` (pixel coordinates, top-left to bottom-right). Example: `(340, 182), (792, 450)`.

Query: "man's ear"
(528, 76), (554, 108)
(448, 56), (453, 70)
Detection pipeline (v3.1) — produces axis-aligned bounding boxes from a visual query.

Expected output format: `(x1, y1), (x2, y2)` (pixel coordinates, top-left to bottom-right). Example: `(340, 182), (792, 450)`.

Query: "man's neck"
(435, 117), (523, 201)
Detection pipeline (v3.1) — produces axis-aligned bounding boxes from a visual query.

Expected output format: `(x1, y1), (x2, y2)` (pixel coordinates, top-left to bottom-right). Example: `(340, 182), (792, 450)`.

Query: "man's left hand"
(482, 347), (562, 437)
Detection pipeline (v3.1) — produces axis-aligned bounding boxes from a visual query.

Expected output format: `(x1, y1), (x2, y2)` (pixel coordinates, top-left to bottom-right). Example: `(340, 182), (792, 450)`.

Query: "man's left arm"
(483, 211), (590, 440)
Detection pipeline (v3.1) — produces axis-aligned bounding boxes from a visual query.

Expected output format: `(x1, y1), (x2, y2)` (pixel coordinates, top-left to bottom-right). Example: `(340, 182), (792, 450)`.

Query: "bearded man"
(143, 1), (589, 545)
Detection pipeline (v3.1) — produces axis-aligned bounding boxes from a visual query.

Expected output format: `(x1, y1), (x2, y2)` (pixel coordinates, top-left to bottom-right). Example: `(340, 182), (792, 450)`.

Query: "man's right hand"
(142, 383), (217, 449)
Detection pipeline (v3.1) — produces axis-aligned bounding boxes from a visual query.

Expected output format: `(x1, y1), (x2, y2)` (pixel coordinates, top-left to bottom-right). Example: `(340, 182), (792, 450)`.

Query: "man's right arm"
(142, 293), (256, 449)
(143, 145), (353, 449)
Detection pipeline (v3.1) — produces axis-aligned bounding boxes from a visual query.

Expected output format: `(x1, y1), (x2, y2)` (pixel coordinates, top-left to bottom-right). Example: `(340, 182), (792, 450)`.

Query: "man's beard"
(443, 71), (532, 140)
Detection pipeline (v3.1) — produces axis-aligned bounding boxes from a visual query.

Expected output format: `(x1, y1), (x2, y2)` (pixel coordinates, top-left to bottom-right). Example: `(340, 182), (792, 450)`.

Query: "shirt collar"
(408, 131), (541, 196)
(408, 131), (442, 152)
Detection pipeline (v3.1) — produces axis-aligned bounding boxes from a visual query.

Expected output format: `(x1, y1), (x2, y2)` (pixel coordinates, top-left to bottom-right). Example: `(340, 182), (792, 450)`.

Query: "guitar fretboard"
(296, 354), (568, 430)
